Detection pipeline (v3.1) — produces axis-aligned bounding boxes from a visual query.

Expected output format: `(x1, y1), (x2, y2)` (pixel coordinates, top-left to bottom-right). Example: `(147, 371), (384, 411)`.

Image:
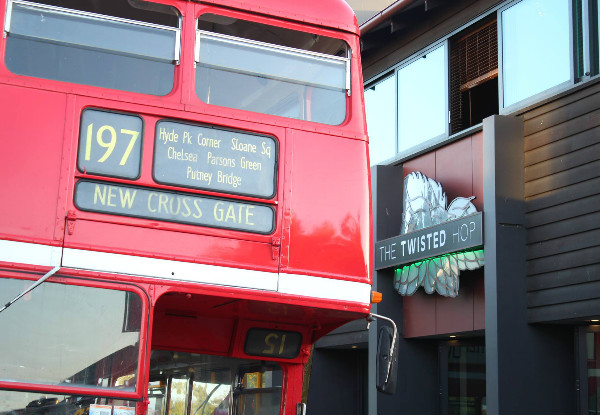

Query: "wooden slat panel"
(522, 77), (600, 320)
(527, 229), (600, 260)
(527, 246), (600, 276)
(527, 264), (600, 291)
(523, 79), (600, 122)
(525, 142), (600, 181)
(528, 281), (600, 308)
(526, 177), (600, 213)
(525, 110), (600, 152)
(527, 194), (600, 228)
(524, 160), (600, 197)
(528, 298), (600, 322)
(525, 126), (600, 166)
(523, 91), (600, 137)
(527, 211), (600, 243)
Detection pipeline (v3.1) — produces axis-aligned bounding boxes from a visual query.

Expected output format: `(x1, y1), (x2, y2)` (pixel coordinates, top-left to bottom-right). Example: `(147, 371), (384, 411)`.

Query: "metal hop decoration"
(394, 172), (484, 298)
(394, 250), (484, 297)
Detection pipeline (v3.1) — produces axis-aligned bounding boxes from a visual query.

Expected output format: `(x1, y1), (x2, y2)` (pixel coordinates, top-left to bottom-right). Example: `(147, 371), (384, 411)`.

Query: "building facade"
(308, 0), (600, 413)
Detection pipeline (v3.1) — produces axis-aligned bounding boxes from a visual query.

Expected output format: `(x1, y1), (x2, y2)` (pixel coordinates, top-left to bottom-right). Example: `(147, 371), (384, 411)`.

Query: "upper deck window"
(195, 14), (350, 125)
(3, 0), (180, 96)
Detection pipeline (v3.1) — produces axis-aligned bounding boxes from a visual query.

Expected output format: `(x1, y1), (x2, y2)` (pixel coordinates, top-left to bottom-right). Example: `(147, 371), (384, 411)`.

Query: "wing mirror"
(368, 313), (398, 394)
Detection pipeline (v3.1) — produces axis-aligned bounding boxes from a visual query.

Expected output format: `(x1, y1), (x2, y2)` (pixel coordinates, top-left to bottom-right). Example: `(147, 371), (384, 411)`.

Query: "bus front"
(0, 0), (373, 414)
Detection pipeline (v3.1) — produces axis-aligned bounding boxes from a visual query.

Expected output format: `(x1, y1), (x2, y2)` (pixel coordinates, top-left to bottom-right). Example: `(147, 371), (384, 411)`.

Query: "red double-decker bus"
(0, 0), (382, 414)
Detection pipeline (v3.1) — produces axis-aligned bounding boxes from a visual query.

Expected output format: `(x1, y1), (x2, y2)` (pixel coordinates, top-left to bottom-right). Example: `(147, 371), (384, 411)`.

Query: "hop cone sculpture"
(394, 173), (484, 298)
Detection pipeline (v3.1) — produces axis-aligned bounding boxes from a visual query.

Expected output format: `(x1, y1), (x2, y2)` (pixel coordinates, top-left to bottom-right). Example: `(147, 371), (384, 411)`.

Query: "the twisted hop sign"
(375, 172), (484, 298)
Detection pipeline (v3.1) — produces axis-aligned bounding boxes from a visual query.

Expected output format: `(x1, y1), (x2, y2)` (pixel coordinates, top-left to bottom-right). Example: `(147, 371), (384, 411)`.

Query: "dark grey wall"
(372, 165), (439, 415)
(522, 79), (600, 322)
(307, 349), (367, 415)
(483, 115), (576, 415)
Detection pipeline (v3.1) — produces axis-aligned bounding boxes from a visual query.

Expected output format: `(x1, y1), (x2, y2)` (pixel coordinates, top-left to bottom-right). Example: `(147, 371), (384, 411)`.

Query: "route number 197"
(78, 109), (143, 180)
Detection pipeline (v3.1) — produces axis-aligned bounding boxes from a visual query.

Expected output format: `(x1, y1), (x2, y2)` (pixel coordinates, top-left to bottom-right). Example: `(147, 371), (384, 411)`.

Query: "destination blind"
(154, 120), (277, 198)
(75, 110), (278, 234)
(75, 181), (275, 234)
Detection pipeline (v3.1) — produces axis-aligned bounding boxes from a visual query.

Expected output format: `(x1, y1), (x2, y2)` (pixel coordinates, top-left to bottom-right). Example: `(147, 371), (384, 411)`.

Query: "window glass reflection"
(501, 0), (571, 108)
(448, 345), (486, 415)
(195, 16), (349, 126)
(365, 75), (396, 165)
(397, 45), (447, 153)
(4, 0), (178, 96)
(0, 278), (142, 391)
(0, 390), (137, 415)
(148, 351), (282, 415)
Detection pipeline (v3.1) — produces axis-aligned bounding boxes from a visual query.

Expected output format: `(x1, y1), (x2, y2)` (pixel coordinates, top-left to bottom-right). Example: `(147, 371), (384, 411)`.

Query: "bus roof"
(197, 0), (360, 34)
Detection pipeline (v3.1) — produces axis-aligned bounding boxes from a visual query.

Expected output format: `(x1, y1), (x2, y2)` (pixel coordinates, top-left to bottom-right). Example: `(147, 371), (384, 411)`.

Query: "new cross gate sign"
(375, 212), (483, 270)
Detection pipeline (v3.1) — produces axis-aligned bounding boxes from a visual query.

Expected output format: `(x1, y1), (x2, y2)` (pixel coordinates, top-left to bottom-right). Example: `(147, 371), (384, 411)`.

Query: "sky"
(345, 0), (397, 25)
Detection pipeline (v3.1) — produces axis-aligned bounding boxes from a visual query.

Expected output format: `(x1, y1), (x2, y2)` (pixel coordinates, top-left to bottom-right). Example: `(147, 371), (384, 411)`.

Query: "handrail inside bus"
(0, 266), (60, 314)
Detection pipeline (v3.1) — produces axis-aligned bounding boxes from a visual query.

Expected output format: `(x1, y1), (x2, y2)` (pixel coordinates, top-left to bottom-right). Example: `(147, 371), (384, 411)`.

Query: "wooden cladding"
(524, 80), (600, 322)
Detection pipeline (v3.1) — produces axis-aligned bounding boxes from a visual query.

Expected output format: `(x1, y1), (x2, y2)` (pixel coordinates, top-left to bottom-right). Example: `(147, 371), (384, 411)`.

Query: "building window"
(449, 17), (499, 134)
(589, 329), (600, 414)
(397, 44), (448, 153)
(596, 0), (600, 74)
(500, 0), (572, 109)
(447, 345), (486, 415)
(364, 0), (599, 162)
(591, 0), (600, 76)
(365, 74), (396, 165)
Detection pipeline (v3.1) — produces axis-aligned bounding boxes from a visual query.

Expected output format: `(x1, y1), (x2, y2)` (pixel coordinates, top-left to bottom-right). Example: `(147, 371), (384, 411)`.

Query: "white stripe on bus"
(0, 239), (62, 267)
(0, 239), (371, 304)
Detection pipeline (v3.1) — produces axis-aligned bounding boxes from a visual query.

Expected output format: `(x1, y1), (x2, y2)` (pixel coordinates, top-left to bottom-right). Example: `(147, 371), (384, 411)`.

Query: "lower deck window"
(0, 278), (143, 392)
(148, 350), (282, 415)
